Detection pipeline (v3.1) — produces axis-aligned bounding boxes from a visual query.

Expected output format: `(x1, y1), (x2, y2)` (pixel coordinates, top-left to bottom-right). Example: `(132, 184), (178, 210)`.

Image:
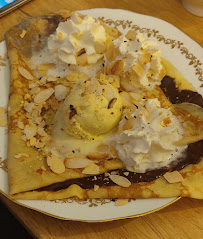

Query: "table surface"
(0, 0), (203, 238)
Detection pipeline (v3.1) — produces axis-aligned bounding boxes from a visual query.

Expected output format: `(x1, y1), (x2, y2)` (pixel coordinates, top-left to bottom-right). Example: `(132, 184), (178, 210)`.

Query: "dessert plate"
(0, 8), (202, 222)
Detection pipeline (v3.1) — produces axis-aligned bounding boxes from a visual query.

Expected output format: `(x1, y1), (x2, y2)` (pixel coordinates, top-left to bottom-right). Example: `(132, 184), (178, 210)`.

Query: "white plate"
(0, 8), (202, 222)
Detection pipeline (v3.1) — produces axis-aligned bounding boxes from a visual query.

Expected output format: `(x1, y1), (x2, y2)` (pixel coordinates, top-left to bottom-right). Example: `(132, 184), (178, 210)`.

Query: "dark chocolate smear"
(160, 76), (203, 107)
(37, 140), (203, 192)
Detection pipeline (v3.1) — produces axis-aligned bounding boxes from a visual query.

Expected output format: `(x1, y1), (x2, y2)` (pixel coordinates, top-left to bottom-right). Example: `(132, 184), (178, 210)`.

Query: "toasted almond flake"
(132, 63), (144, 77)
(95, 41), (106, 54)
(18, 66), (34, 80)
(20, 29), (27, 38)
(34, 88), (54, 103)
(86, 153), (109, 161)
(65, 156), (93, 169)
(21, 135), (27, 141)
(120, 92), (132, 107)
(24, 102), (35, 113)
(41, 166), (46, 171)
(94, 185), (99, 191)
(108, 98), (117, 109)
(29, 82), (38, 89)
(109, 174), (131, 187)
(82, 163), (100, 175)
(0, 107), (7, 127)
(37, 127), (47, 137)
(29, 87), (41, 95)
(39, 75), (47, 84)
(30, 137), (37, 146)
(163, 171), (183, 183)
(54, 85), (67, 101)
(139, 53), (151, 65)
(107, 60), (124, 75)
(110, 171), (117, 175)
(96, 144), (110, 153)
(14, 153), (29, 158)
(123, 172), (129, 176)
(35, 141), (45, 148)
(47, 75), (58, 82)
(24, 125), (37, 139)
(17, 121), (24, 129)
(115, 199), (129, 206)
(123, 117), (135, 130)
(34, 116), (42, 125)
(47, 155), (65, 174)
(105, 41), (118, 61)
(24, 93), (31, 100)
(76, 53), (87, 66)
(104, 172), (110, 177)
(102, 85), (115, 101)
(110, 146), (118, 158)
(125, 30), (137, 41)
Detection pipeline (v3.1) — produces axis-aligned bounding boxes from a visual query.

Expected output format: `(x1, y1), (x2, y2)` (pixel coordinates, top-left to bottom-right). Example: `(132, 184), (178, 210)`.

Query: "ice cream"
(61, 77), (123, 140)
(113, 98), (187, 173)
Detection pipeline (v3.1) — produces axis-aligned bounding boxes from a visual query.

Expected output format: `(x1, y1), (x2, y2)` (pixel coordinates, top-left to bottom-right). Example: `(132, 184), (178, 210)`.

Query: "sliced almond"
(94, 185), (99, 192)
(34, 88), (54, 103)
(21, 135), (27, 141)
(125, 30), (137, 41)
(24, 125), (37, 139)
(105, 41), (118, 61)
(110, 146), (118, 158)
(96, 144), (110, 153)
(35, 141), (45, 148)
(115, 199), (129, 206)
(29, 82), (38, 89)
(86, 153), (109, 161)
(20, 29), (27, 38)
(132, 62), (144, 77)
(47, 75), (58, 82)
(29, 87), (41, 95)
(37, 127), (47, 137)
(47, 155), (65, 174)
(39, 75), (47, 84)
(95, 41), (106, 54)
(109, 174), (131, 187)
(82, 163), (100, 175)
(76, 53), (87, 66)
(14, 153), (29, 158)
(108, 60), (124, 76)
(120, 92), (132, 107)
(54, 85), (67, 101)
(123, 117), (135, 130)
(139, 53), (151, 65)
(17, 121), (24, 129)
(37, 64), (55, 77)
(65, 156), (93, 169)
(163, 171), (183, 183)
(108, 98), (117, 109)
(30, 137), (37, 146)
(24, 102), (35, 113)
(18, 66), (34, 80)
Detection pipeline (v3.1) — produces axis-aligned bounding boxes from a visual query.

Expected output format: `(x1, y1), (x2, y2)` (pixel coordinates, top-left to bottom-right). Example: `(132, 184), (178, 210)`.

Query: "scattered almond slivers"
(0, 107), (7, 127)
(163, 171), (183, 183)
(109, 174), (131, 187)
(54, 85), (67, 101)
(86, 153), (109, 161)
(94, 184), (99, 192)
(125, 30), (137, 41)
(34, 88), (54, 103)
(65, 156), (93, 169)
(115, 199), (129, 206)
(82, 163), (100, 175)
(47, 155), (65, 174)
(14, 153), (29, 158)
(18, 66), (34, 80)
(20, 29), (27, 38)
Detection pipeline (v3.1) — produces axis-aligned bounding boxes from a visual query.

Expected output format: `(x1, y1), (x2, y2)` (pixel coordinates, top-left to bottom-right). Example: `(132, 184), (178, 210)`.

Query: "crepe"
(5, 10), (203, 200)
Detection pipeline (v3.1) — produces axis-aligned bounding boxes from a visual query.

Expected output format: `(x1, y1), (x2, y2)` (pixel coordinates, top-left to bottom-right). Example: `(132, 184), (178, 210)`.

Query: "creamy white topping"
(106, 33), (164, 89)
(114, 98), (187, 173)
(48, 13), (106, 65)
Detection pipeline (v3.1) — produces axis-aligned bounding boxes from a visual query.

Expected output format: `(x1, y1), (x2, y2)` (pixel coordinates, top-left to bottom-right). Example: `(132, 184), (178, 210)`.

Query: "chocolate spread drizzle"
(37, 76), (203, 192)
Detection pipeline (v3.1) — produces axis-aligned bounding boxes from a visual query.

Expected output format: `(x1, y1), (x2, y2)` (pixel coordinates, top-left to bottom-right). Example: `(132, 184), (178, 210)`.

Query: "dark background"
(0, 200), (33, 238)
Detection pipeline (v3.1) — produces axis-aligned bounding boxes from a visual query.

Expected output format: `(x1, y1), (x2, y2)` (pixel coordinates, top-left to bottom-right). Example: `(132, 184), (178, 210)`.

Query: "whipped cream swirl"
(48, 13), (106, 65)
(114, 98), (187, 173)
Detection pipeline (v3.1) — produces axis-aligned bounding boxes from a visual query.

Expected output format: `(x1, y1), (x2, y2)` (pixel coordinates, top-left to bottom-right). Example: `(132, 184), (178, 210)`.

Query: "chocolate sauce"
(37, 76), (203, 192)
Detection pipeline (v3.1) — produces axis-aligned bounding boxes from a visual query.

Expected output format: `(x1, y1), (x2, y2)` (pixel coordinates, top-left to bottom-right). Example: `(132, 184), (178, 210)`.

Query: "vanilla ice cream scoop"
(62, 78), (123, 140)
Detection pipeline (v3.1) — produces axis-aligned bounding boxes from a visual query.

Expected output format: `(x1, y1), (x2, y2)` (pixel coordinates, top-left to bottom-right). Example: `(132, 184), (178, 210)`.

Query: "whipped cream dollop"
(48, 12), (106, 65)
(114, 98), (187, 173)
(107, 33), (165, 89)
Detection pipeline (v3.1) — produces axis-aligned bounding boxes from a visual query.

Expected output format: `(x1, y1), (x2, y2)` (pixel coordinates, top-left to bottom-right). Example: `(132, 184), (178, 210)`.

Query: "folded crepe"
(5, 10), (203, 200)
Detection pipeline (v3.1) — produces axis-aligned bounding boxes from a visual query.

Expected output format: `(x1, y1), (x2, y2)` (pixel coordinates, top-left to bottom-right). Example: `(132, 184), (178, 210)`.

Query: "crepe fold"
(5, 10), (203, 200)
